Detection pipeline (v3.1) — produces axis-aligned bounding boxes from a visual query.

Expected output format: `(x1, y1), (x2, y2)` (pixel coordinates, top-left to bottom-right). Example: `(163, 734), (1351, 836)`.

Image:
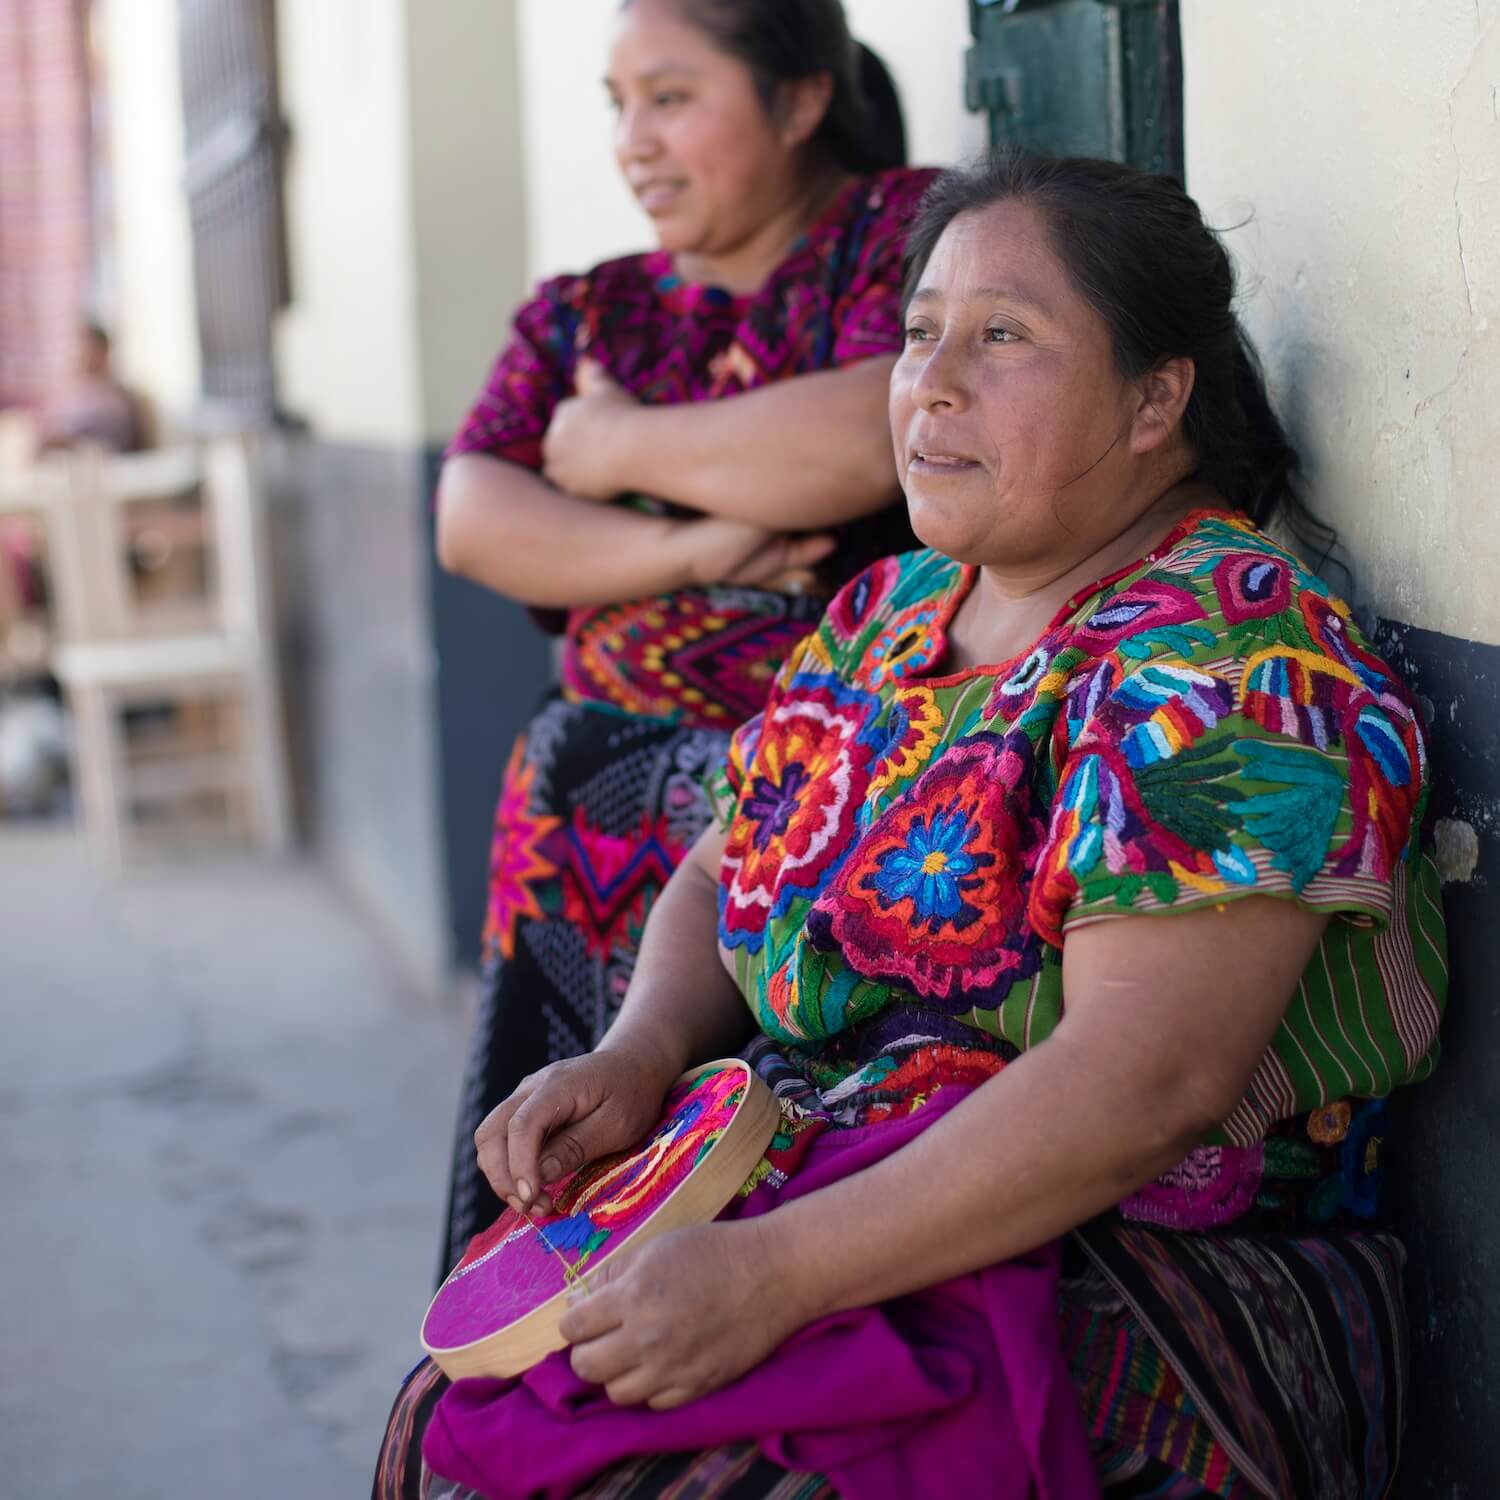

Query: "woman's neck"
(673, 164), (851, 296)
(946, 482), (1217, 674)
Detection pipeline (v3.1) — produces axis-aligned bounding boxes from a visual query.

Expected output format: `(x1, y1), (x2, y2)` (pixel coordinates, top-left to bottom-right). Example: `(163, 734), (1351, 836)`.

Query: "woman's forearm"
(436, 453), (698, 607)
(752, 898), (1322, 1324)
(597, 852), (756, 1081)
(754, 1020), (1215, 1326)
(607, 361), (901, 528)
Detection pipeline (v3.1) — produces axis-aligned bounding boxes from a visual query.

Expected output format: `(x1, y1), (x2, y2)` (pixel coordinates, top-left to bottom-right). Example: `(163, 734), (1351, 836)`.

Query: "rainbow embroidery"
(423, 1066), (753, 1354)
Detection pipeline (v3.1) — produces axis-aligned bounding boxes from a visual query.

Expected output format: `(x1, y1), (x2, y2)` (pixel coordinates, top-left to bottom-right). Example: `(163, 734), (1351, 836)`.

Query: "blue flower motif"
(537, 1211), (600, 1254)
(869, 804), (992, 930)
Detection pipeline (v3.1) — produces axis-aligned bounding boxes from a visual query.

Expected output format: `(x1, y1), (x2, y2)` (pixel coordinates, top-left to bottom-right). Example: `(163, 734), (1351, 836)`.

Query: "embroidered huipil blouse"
(447, 167), (936, 730)
(711, 512), (1446, 1224)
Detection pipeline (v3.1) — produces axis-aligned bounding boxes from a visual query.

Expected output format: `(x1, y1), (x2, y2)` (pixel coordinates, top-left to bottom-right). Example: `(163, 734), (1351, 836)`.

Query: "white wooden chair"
(50, 439), (291, 864)
(0, 463), (67, 688)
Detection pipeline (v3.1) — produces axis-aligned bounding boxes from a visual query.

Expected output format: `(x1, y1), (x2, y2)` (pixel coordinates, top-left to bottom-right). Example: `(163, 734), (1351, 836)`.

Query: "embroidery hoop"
(421, 1058), (780, 1380)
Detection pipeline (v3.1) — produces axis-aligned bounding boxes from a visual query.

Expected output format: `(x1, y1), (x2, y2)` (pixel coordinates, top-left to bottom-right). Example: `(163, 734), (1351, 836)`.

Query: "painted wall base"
(1375, 619), (1500, 1492)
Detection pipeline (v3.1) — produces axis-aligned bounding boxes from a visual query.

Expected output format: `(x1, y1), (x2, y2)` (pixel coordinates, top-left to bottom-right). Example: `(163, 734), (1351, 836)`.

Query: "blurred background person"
(37, 321), (146, 454)
(432, 0), (938, 1276)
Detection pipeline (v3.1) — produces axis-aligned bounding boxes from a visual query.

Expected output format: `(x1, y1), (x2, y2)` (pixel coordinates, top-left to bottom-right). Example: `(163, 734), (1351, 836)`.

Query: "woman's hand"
(559, 1220), (803, 1409)
(679, 515), (835, 592)
(541, 359), (639, 501)
(475, 1042), (680, 1217)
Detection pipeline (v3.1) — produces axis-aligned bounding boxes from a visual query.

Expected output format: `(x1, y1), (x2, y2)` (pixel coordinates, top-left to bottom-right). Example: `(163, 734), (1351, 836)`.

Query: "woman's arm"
(541, 359), (901, 529)
(559, 896), (1330, 1407)
(762, 898), (1329, 1320)
(436, 453), (834, 606)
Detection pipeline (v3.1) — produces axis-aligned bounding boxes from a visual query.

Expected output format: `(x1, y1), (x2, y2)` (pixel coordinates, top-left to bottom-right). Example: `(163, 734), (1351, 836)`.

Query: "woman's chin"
(905, 495), (989, 564)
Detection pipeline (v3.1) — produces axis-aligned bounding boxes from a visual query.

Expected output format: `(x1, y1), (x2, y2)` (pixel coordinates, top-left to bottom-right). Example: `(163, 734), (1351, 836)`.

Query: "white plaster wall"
(1184, 0), (1500, 645)
(274, 0), (423, 448)
(514, 0), (982, 284)
(404, 2), (530, 445)
(98, 0), (200, 423)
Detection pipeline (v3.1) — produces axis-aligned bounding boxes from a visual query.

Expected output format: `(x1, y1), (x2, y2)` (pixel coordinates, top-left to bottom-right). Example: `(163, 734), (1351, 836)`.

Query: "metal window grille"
(177, 0), (287, 421)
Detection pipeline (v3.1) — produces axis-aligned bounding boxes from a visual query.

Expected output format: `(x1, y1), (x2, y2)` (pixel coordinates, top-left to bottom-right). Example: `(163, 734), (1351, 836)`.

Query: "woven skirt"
(439, 692), (733, 1279)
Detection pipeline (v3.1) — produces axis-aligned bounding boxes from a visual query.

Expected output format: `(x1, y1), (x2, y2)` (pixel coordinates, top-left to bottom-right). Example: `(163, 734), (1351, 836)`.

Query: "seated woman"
(379, 152), (1447, 1500)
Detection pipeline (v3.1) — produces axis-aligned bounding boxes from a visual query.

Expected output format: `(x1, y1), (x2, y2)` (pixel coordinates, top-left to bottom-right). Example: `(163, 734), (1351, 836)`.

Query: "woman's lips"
(637, 181), (686, 214)
(909, 450), (982, 476)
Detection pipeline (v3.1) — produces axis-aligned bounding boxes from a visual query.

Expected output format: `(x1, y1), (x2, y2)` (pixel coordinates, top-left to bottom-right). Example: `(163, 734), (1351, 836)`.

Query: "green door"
(967, 0), (1182, 177)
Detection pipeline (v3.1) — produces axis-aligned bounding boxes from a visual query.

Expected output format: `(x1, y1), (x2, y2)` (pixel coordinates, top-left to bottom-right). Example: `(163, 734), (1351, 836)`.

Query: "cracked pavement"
(0, 827), (466, 1496)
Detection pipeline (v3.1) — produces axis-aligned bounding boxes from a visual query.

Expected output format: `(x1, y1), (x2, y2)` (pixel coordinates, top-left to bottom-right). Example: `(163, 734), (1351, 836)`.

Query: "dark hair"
(903, 149), (1337, 572)
(642, 0), (907, 174)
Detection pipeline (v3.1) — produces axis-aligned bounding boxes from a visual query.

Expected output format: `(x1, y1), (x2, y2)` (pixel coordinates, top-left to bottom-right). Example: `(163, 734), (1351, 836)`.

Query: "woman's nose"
(615, 103), (659, 166)
(912, 338), (969, 414)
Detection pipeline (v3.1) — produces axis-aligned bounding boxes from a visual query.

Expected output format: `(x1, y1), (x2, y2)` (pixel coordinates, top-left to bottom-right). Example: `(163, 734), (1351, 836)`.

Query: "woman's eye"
(653, 91), (687, 108)
(903, 325), (933, 343)
(984, 327), (1020, 344)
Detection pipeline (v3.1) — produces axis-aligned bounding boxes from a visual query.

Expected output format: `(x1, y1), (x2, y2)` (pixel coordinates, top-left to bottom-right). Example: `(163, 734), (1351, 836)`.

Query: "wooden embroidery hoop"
(421, 1058), (781, 1381)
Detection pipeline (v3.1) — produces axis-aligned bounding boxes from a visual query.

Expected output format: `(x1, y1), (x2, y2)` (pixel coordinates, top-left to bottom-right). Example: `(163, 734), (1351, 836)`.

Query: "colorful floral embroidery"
(1213, 553), (1292, 623)
(869, 685), (943, 796)
(868, 805), (992, 927)
(852, 599), (946, 690)
(827, 554), (901, 646)
(1073, 578), (1211, 658)
(716, 511), (1444, 1146)
(1120, 1143), (1266, 1231)
(1107, 661), (1234, 768)
(482, 741), (561, 961)
(1307, 1099), (1353, 1145)
(719, 678), (879, 952)
(808, 734), (1047, 1011)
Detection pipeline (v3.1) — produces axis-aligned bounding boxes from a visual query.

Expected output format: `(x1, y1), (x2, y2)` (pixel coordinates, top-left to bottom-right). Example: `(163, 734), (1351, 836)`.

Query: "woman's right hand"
(475, 1042), (680, 1218)
(678, 515), (836, 592)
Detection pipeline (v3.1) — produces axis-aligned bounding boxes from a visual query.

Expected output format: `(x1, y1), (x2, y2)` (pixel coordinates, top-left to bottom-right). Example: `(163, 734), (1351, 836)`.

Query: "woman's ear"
(1129, 356), (1196, 455)
(773, 72), (835, 150)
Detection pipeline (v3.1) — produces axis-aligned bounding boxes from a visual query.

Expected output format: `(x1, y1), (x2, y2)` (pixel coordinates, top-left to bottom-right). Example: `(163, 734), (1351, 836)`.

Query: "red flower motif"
(1072, 578), (1206, 654)
(1213, 553), (1292, 623)
(720, 683), (877, 951)
(807, 733), (1047, 1009)
(827, 555), (901, 646)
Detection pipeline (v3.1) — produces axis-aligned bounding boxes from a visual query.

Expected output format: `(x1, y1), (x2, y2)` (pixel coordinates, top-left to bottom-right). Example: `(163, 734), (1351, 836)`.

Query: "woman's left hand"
(542, 358), (641, 501)
(558, 1220), (804, 1410)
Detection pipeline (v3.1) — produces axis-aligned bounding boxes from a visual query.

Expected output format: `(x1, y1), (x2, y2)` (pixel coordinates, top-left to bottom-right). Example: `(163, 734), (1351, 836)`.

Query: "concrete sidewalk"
(0, 827), (467, 1497)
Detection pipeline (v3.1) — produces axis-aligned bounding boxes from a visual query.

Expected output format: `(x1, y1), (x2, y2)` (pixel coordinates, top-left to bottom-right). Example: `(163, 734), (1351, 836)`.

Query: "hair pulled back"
(638, 0), (907, 173)
(904, 149), (1335, 568)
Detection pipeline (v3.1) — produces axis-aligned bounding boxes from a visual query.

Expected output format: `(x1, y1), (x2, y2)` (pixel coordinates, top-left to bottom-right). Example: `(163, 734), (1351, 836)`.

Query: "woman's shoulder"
(857, 165), (942, 212)
(531, 251), (663, 303)
(1109, 511), (1393, 682)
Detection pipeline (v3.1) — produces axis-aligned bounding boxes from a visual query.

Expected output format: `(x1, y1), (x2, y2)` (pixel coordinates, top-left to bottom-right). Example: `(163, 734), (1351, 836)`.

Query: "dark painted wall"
(263, 436), (451, 997)
(1375, 622), (1500, 1495)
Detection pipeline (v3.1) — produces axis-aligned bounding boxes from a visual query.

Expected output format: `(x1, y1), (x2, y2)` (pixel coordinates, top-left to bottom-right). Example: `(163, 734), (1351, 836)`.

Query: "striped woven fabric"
(1074, 1220), (1409, 1500)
